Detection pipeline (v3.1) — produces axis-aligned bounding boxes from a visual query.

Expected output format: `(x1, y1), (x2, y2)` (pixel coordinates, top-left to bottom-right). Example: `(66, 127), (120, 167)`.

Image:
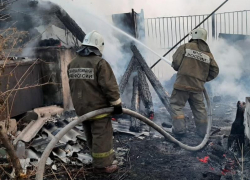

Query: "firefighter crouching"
(170, 28), (219, 137)
(68, 30), (122, 173)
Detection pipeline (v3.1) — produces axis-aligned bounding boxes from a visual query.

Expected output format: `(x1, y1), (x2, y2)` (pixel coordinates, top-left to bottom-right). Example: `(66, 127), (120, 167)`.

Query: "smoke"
(43, 0), (250, 102)
(56, 0), (250, 18)
(42, 0), (132, 79)
(209, 38), (250, 101)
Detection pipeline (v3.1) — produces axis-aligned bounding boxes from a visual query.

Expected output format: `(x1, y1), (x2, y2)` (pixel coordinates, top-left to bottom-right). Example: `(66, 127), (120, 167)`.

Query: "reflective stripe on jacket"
(68, 54), (121, 116)
(172, 40), (219, 92)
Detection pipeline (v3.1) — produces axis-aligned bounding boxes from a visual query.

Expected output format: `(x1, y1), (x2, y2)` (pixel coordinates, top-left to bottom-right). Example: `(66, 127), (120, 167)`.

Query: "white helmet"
(82, 30), (104, 53)
(190, 28), (207, 42)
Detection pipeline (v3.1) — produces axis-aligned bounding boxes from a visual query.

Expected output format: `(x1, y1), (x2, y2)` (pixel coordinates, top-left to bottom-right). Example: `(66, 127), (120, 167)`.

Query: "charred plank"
(130, 75), (141, 132)
(138, 66), (154, 119)
(119, 57), (136, 94)
(228, 101), (245, 152)
(55, 8), (86, 42)
(49, 3), (86, 42)
(131, 44), (172, 116)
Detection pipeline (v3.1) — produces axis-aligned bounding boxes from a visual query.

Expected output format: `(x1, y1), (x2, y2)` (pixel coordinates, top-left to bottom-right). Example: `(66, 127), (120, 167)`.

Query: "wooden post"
(131, 44), (172, 116)
(131, 9), (137, 38)
(119, 57), (136, 95)
(130, 75), (141, 132)
(138, 66), (154, 118)
(54, 6), (86, 42)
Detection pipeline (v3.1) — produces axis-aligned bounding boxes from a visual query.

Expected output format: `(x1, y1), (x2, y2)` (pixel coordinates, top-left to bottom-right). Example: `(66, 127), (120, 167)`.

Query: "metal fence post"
(131, 9), (137, 38)
(212, 14), (216, 39)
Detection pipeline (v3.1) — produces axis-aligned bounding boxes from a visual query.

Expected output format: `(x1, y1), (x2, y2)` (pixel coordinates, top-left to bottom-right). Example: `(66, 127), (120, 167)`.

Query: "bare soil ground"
(36, 132), (249, 180)
(29, 101), (249, 180)
(1, 101), (249, 180)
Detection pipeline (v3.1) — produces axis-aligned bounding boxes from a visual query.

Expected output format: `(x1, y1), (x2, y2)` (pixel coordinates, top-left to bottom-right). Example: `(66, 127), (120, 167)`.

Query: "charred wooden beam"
(49, 3), (85, 42)
(138, 66), (154, 119)
(131, 44), (172, 116)
(119, 57), (136, 94)
(55, 8), (86, 42)
(130, 75), (141, 132)
(228, 101), (245, 151)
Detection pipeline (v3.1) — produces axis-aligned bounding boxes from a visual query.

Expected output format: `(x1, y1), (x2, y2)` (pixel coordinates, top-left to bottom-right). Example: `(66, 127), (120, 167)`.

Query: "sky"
(60, 0), (250, 18)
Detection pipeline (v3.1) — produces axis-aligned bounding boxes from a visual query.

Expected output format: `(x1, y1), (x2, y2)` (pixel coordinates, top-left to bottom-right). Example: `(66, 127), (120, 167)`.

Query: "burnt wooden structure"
(119, 44), (175, 131)
(0, 1), (85, 117)
(114, 9), (150, 131)
(0, 59), (43, 118)
(112, 9), (145, 40)
(138, 65), (154, 118)
(130, 75), (141, 132)
(0, 47), (75, 118)
(119, 56), (154, 131)
(131, 45), (172, 115)
(53, 5), (86, 42)
(0, 1), (86, 47)
(119, 57), (135, 95)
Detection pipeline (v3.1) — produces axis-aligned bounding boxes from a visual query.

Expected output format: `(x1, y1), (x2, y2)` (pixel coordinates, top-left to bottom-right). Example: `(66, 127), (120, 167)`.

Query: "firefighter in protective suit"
(170, 28), (219, 137)
(68, 30), (122, 173)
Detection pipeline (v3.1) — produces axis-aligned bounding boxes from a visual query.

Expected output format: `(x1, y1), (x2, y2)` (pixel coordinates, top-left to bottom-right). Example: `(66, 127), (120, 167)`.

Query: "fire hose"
(36, 89), (211, 180)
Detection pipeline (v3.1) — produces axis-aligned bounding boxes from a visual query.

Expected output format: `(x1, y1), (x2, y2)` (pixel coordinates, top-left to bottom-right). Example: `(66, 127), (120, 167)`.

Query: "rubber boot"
(172, 118), (186, 135)
(94, 165), (118, 174)
(196, 122), (207, 138)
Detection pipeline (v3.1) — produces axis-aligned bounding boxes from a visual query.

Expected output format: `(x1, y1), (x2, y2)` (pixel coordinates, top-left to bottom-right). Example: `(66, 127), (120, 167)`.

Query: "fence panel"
(144, 10), (250, 80)
(145, 10), (250, 49)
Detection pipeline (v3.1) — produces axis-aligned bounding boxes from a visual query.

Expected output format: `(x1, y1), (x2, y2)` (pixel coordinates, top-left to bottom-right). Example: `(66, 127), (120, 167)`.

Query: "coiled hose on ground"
(36, 89), (212, 180)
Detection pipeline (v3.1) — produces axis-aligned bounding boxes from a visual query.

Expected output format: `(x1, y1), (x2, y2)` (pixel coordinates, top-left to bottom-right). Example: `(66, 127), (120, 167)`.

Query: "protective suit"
(68, 31), (121, 172)
(170, 28), (219, 137)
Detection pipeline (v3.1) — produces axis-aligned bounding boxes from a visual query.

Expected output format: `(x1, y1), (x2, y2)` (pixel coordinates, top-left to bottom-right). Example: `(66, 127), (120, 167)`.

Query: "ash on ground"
(12, 98), (250, 180)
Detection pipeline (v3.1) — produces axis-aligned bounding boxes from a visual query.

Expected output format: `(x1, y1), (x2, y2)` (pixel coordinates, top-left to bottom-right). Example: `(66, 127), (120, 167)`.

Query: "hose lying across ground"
(36, 90), (211, 180)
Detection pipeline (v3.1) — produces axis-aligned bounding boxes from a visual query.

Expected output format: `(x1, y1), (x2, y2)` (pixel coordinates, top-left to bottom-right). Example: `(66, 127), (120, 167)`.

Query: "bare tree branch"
(1, 82), (61, 96)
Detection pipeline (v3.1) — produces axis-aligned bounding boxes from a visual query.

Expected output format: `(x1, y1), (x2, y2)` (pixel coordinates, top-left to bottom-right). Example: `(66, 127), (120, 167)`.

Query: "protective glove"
(112, 103), (123, 115)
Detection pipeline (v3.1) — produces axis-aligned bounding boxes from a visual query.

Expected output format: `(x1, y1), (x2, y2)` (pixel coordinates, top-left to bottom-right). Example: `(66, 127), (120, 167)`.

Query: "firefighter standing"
(68, 30), (122, 173)
(170, 28), (219, 137)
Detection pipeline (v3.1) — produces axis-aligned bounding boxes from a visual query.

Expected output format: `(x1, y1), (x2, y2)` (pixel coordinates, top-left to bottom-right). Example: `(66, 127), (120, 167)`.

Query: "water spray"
(82, 0), (229, 68)
(75, 6), (172, 66)
(107, 23), (172, 65)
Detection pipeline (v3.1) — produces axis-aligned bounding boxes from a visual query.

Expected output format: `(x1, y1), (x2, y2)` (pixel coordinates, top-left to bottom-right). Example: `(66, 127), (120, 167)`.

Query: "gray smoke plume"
(210, 38), (250, 101)
(45, 0), (250, 102)
(44, 0), (132, 80)
(49, 0), (250, 18)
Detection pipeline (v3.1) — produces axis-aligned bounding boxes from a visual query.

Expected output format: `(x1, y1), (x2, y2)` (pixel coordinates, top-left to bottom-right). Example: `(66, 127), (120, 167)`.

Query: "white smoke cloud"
(43, 0), (250, 101)
(43, 0), (133, 79)
(210, 38), (250, 100)
(56, 0), (250, 18)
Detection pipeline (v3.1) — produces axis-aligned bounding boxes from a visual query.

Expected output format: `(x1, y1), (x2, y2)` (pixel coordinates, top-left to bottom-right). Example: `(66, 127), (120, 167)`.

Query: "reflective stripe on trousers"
(92, 149), (114, 158)
(82, 117), (114, 168)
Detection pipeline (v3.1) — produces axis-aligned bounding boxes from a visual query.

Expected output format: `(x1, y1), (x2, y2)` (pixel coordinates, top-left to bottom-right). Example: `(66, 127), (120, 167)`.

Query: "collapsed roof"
(0, 0), (85, 48)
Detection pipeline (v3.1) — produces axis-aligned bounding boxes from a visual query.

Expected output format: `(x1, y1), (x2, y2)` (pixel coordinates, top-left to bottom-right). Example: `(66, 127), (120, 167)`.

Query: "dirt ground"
(36, 134), (249, 180)
(27, 100), (250, 180)
(0, 99), (249, 180)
